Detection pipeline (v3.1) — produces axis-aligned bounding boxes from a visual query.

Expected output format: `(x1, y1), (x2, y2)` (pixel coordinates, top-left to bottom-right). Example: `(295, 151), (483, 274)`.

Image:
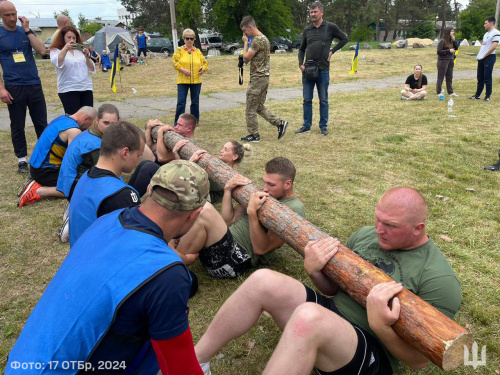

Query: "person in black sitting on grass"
(401, 65), (428, 101)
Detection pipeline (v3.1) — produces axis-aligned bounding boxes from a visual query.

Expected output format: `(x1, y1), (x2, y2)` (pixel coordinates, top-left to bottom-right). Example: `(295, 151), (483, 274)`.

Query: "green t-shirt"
(249, 34), (271, 78)
(334, 226), (462, 372)
(229, 196), (305, 266)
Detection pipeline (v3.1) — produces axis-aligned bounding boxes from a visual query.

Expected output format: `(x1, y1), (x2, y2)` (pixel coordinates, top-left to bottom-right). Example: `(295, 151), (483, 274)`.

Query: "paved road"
(1, 69), (498, 131)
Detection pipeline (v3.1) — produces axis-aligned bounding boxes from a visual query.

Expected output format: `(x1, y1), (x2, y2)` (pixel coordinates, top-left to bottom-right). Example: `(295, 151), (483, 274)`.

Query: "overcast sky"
(13, 0), (472, 22)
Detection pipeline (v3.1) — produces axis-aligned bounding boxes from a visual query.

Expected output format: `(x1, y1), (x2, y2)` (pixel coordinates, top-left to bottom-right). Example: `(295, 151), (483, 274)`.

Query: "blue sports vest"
(136, 33), (147, 49)
(56, 129), (101, 197)
(6, 209), (187, 375)
(29, 115), (79, 169)
(69, 171), (138, 247)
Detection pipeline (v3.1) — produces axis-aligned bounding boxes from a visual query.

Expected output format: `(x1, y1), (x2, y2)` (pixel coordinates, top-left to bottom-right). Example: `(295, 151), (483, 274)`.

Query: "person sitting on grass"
(129, 115), (197, 197)
(17, 106), (96, 207)
(101, 49), (112, 72)
(89, 46), (101, 68)
(401, 65), (428, 100)
(6, 161), (210, 375)
(56, 103), (120, 201)
(194, 187), (462, 375)
(208, 140), (246, 204)
(68, 121), (144, 247)
(171, 157), (305, 279)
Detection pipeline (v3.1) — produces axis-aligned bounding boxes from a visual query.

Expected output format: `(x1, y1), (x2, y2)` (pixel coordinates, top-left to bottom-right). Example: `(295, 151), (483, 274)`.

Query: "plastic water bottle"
(339, 56), (343, 61)
(447, 98), (456, 117)
(439, 90), (445, 101)
(361, 55), (365, 61)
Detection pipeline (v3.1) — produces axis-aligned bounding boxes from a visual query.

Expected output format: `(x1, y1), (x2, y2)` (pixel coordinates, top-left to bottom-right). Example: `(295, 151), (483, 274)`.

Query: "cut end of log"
(441, 332), (474, 371)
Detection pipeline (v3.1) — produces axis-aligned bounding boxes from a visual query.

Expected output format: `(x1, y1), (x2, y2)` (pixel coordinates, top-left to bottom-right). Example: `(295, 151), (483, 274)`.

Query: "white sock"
(199, 361), (211, 375)
(18, 157), (27, 163)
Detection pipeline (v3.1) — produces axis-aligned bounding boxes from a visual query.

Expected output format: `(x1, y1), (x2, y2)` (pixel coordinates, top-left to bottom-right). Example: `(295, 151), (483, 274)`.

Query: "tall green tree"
(82, 22), (102, 36)
(206, 0), (293, 41)
(120, 0), (172, 35)
(78, 13), (88, 30)
(458, 0), (496, 39)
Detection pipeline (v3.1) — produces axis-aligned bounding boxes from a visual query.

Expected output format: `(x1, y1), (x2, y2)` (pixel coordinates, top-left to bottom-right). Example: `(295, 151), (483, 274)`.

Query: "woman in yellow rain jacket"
(172, 29), (208, 126)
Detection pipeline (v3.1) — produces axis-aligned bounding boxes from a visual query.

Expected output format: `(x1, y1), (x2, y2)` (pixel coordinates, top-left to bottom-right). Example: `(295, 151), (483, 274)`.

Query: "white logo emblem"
(131, 191), (139, 203)
(464, 341), (486, 369)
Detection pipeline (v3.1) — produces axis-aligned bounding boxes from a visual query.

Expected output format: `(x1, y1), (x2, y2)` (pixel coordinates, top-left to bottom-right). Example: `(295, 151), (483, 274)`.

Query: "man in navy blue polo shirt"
(6, 161), (210, 375)
(0, 1), (47, 173)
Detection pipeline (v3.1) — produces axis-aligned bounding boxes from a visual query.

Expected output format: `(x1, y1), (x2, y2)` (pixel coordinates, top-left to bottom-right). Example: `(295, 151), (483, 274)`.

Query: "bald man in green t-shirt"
(194, 187), (462, 375)
(171, 157), (305, 279)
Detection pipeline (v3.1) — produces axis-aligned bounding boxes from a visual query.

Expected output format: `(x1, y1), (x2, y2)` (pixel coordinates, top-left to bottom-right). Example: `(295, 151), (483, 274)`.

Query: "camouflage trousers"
(246, 75), (281, 135)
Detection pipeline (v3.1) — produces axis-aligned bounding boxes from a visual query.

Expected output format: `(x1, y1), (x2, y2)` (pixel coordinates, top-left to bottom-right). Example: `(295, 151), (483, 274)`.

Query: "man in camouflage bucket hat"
(6, 160), (209, 375)
(149, 159), (209, 210)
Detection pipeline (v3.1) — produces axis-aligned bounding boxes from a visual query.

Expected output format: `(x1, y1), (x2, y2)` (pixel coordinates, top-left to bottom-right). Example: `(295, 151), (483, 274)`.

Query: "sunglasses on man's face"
(185, 37), (194, 41)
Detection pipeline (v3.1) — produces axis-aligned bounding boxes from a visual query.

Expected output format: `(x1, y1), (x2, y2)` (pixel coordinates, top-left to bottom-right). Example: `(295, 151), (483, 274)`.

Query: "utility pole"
(496, 0), (500, 28)
(170, 0), (178, 49)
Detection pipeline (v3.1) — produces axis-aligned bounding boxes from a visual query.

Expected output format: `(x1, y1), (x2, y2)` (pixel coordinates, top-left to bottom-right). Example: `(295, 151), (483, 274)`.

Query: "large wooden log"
(152, 128), (473, 371)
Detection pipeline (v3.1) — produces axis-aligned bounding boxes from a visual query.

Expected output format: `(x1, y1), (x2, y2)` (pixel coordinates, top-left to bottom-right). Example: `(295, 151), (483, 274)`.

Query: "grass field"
(1, 46), (499, 374)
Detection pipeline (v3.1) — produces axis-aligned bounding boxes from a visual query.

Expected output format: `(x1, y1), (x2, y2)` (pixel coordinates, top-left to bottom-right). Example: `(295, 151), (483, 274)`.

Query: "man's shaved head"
(57, 14), (71, 28)
(378, 187), (428, 225)
(374, 187), (429, 250)
(0, 1), (16, 14)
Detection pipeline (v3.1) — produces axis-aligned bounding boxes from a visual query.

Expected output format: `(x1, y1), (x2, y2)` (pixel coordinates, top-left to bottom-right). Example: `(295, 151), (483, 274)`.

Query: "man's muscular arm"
(221, 175), (250, 226)
(247, 191), (285, 255)
(304, 237), (340, 296)
(367, 282), (429, 370)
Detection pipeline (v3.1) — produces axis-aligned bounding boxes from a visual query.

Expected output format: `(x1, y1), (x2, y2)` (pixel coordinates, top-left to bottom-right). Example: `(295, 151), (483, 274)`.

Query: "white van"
(199, 34), (223, 51)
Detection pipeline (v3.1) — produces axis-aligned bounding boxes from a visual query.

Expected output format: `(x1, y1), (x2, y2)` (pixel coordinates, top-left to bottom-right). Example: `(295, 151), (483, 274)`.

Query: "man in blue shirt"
(0, 1), (47, 173)
(134, 27), (150, 64)
(6, 161), (210, 375)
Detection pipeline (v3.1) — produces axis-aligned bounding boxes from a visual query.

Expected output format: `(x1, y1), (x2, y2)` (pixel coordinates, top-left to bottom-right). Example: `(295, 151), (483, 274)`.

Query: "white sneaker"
(449, 93), (459, 97)
(59, 216), (69, 243)
(200, 361), (211, 375)
(62, 201), (70, 222)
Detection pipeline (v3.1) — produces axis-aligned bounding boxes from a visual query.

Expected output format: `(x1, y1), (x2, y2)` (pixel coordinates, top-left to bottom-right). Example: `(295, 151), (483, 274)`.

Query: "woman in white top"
(50, 26), (95, 115)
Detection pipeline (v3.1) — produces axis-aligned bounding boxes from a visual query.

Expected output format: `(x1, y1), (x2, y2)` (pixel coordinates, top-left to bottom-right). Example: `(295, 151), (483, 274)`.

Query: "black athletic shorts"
(30, 165), (59, 187)
(198, 229), (252, 279)
(304, 285), (393, 375)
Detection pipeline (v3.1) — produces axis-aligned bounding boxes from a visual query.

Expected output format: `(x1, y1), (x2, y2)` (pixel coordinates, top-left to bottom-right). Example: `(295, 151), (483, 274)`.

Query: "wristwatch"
(25, 29), (34, 36)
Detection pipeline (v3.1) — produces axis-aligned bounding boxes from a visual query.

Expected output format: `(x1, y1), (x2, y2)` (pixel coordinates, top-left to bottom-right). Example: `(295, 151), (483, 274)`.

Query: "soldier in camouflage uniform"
(240, 16), (288, 143)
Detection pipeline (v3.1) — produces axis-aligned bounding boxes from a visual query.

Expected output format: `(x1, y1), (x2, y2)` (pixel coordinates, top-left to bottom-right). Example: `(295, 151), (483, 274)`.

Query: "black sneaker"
(295, 126), (311, 134)
(241, 134), (260, 142)
(469, 95), (481, 100)
(320, 128), (330, 136)
(277, 120), (288, 140)
(18, 161), (29, 174)
(484, 97), (490, 102)
(484, 163), (500, 171)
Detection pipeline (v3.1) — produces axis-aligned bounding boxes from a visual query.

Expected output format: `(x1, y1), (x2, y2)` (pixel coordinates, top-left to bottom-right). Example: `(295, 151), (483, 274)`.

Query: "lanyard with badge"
(8, 29), (26, 63)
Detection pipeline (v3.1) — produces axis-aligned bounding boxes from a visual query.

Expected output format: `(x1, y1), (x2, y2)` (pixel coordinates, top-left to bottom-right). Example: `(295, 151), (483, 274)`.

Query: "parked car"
(147, 37), (173, 56)
(273, 36), (292, 50)
(270, 41), (288, 52)
(199, 34), (223, 51)
(292, 36), (303, 49)
(42, 38), (52, 59)
(223, 40), (244, 53)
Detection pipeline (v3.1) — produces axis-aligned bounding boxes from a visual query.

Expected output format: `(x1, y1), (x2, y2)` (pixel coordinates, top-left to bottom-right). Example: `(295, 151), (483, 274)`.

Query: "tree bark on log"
(151, 128), (473, 371)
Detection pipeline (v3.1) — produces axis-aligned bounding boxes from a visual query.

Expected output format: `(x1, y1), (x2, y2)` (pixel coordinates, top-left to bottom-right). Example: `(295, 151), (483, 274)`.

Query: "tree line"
(56, 0), (498, 42)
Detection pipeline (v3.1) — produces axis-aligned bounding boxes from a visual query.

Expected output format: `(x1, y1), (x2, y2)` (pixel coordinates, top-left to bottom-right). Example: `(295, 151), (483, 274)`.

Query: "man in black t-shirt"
(69, 121), (145, 246)
(401, 65), (428, 100)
